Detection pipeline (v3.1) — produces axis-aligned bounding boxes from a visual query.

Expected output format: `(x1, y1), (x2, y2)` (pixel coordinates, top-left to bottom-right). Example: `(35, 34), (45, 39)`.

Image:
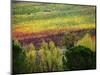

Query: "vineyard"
(12, 1), (96, 74)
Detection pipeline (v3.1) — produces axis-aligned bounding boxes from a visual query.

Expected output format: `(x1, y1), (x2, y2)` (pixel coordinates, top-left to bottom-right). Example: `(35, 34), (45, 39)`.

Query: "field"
(12, 1), (96, 74)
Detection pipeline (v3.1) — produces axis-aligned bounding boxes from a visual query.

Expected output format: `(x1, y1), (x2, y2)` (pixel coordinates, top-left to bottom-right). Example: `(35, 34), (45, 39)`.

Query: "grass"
(12, 1), (96, 50)
(12, 2), (96, 33)
(76, 33), (96, 52)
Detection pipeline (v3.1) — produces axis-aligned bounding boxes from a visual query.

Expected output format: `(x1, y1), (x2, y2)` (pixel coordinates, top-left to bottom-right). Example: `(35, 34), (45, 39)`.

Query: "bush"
(24, 43), (37, 73)
(38, 41), (63, 72)
(13, 40), (64, 73)
(13, 40), (27, 74)
(48, 41), (63, 71)
(63, 45), (96, 70)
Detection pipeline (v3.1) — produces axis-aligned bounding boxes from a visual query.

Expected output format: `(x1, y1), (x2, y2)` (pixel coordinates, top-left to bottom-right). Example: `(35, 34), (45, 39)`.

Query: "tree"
(63, 46), (96, 70)
(12, 40), (26, 74)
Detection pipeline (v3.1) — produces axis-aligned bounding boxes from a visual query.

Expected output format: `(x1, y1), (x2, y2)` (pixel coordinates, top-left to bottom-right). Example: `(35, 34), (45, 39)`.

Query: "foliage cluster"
(13, 33), (96, 74)
(13, 40), (63, 74)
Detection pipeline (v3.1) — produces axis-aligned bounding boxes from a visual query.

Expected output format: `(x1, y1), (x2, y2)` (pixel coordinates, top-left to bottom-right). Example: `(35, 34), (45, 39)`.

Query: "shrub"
(13, 40), (27, 74)
(63, 45), (96, 70)
(13, 40), (64, 73)
(38, 41), (63, 72)
(24, 43), (37, 73)
(48, 41), (63, 71)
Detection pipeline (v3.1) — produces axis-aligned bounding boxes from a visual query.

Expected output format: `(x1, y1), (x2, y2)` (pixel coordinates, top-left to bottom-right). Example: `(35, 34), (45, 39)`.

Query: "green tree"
(63, 46), (96, 70)
(13, 40), (26, 74)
